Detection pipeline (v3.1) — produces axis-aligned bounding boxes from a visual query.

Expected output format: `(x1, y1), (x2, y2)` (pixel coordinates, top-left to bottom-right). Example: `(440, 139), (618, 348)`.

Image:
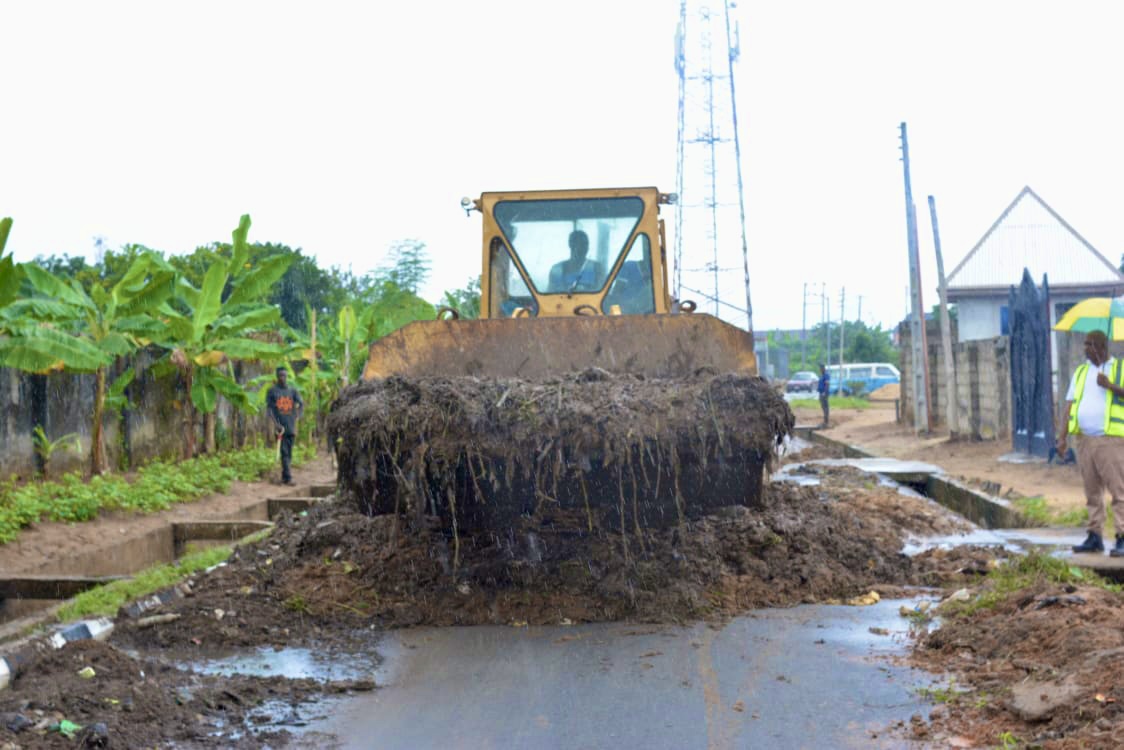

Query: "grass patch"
(0, 444), (314, 545)
(789, 396), (870, 411)
(941, 551), (1122, 618)
(915, 678), (964, 704)
(1010, 495), (1087, 527)
(56, 545), (234, 622)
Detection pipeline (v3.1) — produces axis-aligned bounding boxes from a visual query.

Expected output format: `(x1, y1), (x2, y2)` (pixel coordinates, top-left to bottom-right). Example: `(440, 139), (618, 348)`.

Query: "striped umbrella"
(1053, 296), (1124, 340)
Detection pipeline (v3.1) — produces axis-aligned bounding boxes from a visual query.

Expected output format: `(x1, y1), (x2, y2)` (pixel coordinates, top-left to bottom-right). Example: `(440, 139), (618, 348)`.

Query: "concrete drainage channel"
(0, 483), (336, 690)
(791, 427), (1124, 583)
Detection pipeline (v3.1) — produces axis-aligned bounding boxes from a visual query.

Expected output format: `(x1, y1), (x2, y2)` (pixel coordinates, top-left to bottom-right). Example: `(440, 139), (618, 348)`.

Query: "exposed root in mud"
(327, 370), (794, 535)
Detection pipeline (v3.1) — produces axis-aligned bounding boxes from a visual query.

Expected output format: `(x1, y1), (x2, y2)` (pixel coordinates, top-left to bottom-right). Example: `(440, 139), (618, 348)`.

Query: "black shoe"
(1072, 532), (1105, 553)
(1111, 535), (1124, 558)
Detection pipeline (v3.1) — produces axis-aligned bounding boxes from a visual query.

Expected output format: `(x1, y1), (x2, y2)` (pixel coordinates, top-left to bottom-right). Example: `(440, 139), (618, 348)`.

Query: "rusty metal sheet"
(362, 314), (758, 380)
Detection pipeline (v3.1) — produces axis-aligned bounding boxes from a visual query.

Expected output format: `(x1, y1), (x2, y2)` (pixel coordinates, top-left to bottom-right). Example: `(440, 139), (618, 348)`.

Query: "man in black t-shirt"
(266, 367), (304, 485)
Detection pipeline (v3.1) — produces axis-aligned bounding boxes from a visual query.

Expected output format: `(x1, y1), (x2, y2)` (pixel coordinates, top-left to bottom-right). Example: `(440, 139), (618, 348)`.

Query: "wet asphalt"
(305, 598), (936, 749)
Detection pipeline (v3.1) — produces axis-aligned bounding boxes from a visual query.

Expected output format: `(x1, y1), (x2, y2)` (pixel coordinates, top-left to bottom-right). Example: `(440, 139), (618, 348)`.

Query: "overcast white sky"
(3, 0), (1122, 332)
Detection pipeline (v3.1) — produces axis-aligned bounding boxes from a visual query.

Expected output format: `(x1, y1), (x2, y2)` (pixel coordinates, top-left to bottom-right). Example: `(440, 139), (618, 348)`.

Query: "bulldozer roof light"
(659, 192), (678, 205)
(460, 196), (480, 215)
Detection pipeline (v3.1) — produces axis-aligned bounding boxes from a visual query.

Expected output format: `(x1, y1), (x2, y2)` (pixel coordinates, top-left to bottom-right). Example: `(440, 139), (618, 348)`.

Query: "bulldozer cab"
(473, 187), (675, 319)
(362, 185), (756, 381)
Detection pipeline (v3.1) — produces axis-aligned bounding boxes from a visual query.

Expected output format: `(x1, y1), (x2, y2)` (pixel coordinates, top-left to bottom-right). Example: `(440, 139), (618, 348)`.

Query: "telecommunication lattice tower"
(673, 0), (752, 333)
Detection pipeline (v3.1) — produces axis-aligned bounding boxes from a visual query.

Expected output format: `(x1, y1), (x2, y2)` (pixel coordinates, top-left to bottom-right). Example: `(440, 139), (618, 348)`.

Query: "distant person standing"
(1058, 330), (1124, 556)
(817, 364), (830, 428)
(267, 367), (304, 486)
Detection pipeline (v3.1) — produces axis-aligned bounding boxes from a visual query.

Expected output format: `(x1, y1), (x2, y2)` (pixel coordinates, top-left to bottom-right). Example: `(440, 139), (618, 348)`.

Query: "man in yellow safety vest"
(1057, 330), (1124, 555)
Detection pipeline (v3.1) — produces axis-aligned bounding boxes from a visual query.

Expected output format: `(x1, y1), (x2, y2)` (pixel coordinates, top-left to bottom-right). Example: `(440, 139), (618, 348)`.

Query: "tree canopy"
(768, 320), (899, 373)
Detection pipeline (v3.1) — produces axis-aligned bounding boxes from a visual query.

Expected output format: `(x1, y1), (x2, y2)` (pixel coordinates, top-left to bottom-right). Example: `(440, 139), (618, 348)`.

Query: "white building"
(947, 186), (1124, 345)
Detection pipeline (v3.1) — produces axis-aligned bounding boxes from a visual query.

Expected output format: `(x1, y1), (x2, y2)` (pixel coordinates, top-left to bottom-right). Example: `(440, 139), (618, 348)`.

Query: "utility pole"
(900, 122), (930, 433)
(801, 282), (808, 369)
(824, 286), (832, 374)
(929, 195), (958, 438)
(857, 295), (863, 324)
(837, 287), (846, 395)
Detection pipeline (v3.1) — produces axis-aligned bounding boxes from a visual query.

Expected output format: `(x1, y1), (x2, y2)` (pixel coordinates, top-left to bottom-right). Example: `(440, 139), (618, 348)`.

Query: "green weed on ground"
(0, 444), (315, 545)
(915, 678), (965, 704)
(55, 525), (277, 623)
(1010, 495), (1087, 527)
(915, 678), (995, 713)
(56, 545), (234, 622)
(995, 730), (1022, 749)
(789, 396), (870, 411)
(940, 551), (1121, 618)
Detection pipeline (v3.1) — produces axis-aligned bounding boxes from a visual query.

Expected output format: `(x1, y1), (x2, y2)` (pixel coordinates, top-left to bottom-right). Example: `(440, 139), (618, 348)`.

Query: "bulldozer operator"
(547, 230), (606, 293)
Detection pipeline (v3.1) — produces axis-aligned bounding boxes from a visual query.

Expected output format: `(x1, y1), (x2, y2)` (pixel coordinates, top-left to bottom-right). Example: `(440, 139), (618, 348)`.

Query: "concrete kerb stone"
(0, 563), (230, 692)
(791, 427), (1030, 530)
(0, 487), (332, 693)
(791, 427), (875, 459)
(0, 617), (114, 691)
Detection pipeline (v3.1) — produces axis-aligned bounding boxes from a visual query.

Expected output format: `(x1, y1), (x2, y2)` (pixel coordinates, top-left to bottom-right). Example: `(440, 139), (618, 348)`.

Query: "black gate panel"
(1009, 270), (1054, 457)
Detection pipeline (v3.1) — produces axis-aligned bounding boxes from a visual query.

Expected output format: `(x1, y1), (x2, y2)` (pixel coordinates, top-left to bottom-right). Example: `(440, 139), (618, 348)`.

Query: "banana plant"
(0, 221), (171, 474)
(157, 215), (292, 458)
(0, 218), (18, 317)
(284, 302), (377, 415)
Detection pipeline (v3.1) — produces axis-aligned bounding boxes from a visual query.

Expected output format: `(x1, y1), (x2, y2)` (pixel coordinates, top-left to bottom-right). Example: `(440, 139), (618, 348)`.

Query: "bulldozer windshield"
(494, 196), (644, 296)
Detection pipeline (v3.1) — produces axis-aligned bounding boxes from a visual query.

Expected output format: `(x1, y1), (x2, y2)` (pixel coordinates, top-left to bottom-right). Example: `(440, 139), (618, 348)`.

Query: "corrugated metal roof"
(946, 186), (1124, 289)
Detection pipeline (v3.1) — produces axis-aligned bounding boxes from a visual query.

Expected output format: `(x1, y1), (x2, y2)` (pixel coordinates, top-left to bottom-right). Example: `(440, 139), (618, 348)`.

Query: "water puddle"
(774, 460), (934, 498)
(777, 434), (813, 457)
(188, 644), (382, 683)
(773, 470), (820, 486)
(998, 451), (1048, 465)
(903, 527), (1086, 557)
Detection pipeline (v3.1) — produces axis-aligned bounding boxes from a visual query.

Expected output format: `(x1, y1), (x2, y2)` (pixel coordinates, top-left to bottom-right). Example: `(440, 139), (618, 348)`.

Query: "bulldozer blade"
(362, 314), (758, 381)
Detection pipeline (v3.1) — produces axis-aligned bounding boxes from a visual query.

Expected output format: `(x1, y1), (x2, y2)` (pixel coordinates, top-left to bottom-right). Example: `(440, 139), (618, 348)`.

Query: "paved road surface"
(307, 599), (934, 749)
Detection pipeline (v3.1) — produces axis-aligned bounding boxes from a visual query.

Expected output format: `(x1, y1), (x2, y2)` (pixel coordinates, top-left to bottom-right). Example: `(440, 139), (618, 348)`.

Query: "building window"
(1000, 305), (1010, 335)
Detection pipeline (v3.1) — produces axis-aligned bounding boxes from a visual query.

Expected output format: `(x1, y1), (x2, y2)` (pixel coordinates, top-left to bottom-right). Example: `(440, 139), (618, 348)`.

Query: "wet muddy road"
(303, 599), (935, 749)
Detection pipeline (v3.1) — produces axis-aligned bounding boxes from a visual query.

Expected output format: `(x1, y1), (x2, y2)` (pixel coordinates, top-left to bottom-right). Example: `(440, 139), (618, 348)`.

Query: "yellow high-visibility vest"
(1068, 359), (1124, 436)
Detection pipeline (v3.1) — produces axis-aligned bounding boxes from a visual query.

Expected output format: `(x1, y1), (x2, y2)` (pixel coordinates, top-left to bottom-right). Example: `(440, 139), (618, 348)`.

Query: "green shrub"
(941, 551), (1121, 617)
(0, 444), (315, 545)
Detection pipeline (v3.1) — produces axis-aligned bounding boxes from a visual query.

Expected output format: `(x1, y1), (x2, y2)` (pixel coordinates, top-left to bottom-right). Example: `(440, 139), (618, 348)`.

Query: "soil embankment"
(3, 393), (1122, 747)
(1, 451), (992, 746)
(908, 579), (1124, 749)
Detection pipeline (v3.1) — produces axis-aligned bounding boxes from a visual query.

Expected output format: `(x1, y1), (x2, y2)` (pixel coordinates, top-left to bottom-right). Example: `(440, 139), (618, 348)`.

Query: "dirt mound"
(869, 382), (900, 400)
(111, 465), (975, 652)
(0, 638), (371, 748)
(328, 371), (793, 532)
(910, 578), (1124, 748)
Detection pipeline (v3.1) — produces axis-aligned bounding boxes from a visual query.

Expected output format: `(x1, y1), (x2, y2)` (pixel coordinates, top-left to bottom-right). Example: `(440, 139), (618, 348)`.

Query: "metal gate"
(1009, 270), (1054, 456)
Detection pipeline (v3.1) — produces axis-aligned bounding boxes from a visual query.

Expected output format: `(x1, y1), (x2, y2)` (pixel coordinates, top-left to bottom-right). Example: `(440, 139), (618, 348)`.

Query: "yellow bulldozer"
(329, 187), (790, 537)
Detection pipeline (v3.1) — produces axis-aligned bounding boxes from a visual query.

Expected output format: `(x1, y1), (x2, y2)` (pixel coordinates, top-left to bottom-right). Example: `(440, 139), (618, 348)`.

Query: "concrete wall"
(0, 349), (275, 479)
(899, 319), (1011, 440)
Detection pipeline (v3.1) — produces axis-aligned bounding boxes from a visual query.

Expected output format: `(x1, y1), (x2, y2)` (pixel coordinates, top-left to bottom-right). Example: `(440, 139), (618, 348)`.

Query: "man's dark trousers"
(820, 394), (830, 426)
(280, 433), (295, 483)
